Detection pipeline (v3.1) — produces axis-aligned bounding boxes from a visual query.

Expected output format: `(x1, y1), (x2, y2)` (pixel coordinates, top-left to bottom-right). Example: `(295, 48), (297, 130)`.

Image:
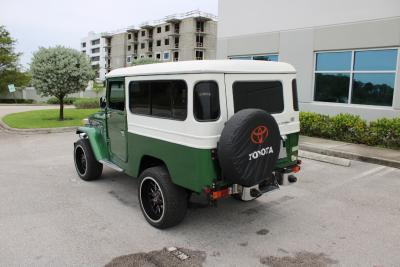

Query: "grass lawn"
(2, 108), (99, 129)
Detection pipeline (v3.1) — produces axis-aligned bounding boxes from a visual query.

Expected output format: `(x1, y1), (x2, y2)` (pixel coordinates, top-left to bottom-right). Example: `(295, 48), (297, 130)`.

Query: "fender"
(76, 126), (109, 161)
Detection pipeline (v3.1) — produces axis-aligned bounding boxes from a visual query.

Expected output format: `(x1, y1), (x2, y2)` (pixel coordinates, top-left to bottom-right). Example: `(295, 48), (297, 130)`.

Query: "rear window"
(233, 81), (284, 114)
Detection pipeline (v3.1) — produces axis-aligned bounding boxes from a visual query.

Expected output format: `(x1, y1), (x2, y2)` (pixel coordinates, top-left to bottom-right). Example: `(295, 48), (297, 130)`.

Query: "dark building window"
(141, 30), (146, 36)
(141, 43), (145, 49)
(233, 81), (284, 114)
(314, 49), (397, 106)
(165, 25), (170, 32)
(127, 45), (131, 51)
(156, 40), (161, 46)
(157, 27), (162, 33)
(129, 80), (187, 120)
(128, 34), (132, 40)
(90, 56), (100, 62)
(91, 39), (100, 45)
(164, 38), (169, 45)
(229, 54), (278, 61)
(193, 81), (220, 121)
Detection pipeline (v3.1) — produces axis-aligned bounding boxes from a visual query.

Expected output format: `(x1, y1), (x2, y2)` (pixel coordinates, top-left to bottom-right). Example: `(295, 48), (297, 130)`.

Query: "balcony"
(171, 43), (179, 49)
(195, 42), (205, 49)
(196, 28), (206, 34)
(168, 28), (180, 36)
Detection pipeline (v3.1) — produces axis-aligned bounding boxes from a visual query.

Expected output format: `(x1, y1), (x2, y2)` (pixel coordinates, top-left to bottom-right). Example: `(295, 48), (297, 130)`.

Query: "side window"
(193, 81), (220, 121)
(129, 80), (187, 120)
(292, 79), (299, 111)
(129, 82), (150, 115)
(108, 81), (125, 111)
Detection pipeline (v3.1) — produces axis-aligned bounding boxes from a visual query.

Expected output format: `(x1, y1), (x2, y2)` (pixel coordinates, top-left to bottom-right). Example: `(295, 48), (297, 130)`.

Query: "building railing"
(165, 10), (217, 21)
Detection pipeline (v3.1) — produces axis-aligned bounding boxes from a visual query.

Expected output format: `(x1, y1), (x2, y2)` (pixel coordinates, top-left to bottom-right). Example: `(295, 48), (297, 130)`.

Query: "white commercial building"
(217, 0), (400, 120)
(80, 31), (111, 81)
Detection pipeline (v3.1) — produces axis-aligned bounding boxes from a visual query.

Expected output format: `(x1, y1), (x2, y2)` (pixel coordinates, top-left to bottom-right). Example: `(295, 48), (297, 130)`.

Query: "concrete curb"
(0, 119), (77, 134)
(300, 143), (400, 169)
(299, 150), (351, 167)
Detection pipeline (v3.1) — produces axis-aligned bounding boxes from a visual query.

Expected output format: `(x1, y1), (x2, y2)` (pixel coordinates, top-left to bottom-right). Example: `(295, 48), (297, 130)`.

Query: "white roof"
(106, 60), (296, 78)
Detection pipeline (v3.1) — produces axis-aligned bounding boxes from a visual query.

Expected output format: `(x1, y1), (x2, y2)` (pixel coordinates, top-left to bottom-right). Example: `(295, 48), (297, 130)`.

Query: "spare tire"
(218, 109), (281, 187)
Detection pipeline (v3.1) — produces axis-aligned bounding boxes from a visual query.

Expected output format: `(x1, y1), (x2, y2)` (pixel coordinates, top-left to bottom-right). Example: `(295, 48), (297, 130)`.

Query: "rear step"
(99, 160), (124, 172)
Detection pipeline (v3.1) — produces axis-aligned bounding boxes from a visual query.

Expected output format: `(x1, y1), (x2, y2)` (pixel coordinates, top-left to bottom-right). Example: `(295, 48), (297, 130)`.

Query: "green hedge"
(0, 99), (35, 104)
(46, 97), (77, 105)
(300, 112), (400, 150)
(73, 98), (99, 109)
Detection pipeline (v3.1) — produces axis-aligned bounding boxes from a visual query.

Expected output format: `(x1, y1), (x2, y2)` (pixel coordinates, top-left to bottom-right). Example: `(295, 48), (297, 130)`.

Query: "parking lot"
(1, 126), (400, 266)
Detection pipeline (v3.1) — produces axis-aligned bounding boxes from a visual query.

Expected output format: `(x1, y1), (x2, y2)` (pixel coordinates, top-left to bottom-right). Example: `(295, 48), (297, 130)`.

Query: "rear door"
(224, 74), (297, 158)
(106, 79), (127, 163)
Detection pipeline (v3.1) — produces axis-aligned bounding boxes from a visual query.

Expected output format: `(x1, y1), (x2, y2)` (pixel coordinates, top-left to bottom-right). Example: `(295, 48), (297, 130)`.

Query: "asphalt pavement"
(0, 105), (400, 267)
(1, 105), (400, 266)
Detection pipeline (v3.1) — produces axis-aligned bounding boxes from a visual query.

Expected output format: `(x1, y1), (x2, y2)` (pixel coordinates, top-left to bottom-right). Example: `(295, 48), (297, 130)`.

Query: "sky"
(0, 0), (218, 69)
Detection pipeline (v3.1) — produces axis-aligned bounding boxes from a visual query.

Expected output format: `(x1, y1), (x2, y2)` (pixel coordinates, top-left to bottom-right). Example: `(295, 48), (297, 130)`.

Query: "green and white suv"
(73, 60), (301, 229)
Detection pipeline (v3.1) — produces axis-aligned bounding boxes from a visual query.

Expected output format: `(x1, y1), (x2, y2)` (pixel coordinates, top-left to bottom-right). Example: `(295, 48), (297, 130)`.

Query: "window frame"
(128, 79), (188, 121)
(313, 47), (399, 107)
(163, 51), (170, 61)
(193, 80), (221, 122)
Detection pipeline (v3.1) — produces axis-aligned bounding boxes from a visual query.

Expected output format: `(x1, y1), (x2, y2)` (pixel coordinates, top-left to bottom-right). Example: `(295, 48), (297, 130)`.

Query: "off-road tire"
(138, 166), (188, 229)
(74, 139), (103, 181)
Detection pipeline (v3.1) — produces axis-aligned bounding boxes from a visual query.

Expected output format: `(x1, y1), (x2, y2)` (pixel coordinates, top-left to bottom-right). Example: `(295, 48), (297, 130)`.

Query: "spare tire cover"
(218, 109), (281, 187)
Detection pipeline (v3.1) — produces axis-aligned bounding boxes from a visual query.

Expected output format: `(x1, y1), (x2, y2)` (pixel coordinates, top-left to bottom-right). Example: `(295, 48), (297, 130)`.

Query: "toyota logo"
(250, 126), (269, 144)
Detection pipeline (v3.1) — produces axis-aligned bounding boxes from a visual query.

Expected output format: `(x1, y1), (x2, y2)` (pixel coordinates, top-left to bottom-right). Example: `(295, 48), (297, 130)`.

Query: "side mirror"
(99, 97), (106, 109)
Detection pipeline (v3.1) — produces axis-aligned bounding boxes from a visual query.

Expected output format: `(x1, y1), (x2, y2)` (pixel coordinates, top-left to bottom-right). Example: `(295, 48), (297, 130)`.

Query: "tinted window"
(129, 80), (187, 120)
(193, 81), (220, 121)
(354, 49), (397, 71)
(233, 81), (284, 114)
(292, 79), (299, 111)
(129, 82), (150, 115)
(108, 81), (125, 111)
(314, 73), (350, 103)
(316, 51), (352, 71)
(351, 73), (395, 106)
(253, 55), (279, 61)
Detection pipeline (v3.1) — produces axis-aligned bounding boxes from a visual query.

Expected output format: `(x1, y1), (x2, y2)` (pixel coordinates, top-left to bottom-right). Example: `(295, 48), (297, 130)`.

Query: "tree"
(92, 82), (105, 97)
(30, 46), (94, 120)
(0, 25), (30, 94)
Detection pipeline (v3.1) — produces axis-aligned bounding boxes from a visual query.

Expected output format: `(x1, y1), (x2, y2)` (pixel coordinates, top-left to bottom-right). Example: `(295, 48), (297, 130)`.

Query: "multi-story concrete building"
(217, 0), (400, 120)
(80, 31), (111, 81)
(108, 10), (217, 70)
(81, 11), (217, 80)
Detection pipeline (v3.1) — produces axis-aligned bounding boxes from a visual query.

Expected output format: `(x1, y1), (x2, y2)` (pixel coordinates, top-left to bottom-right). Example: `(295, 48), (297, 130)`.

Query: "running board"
(99, 160), (124, 172)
